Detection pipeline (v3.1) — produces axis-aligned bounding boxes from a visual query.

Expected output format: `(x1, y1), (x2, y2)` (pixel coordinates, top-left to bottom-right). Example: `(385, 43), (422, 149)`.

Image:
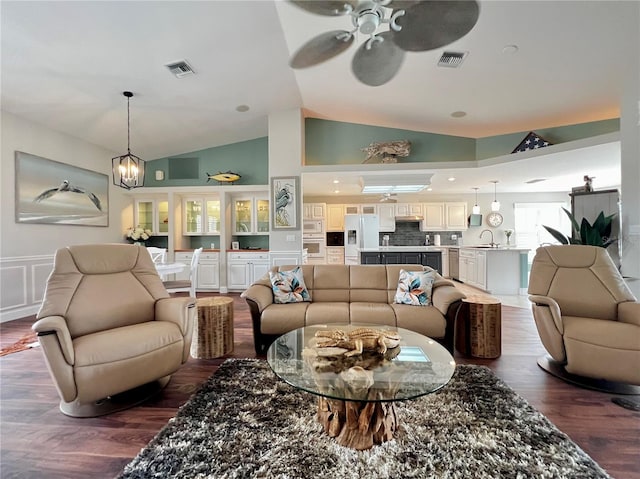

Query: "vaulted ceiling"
(2, 1), (637, 194)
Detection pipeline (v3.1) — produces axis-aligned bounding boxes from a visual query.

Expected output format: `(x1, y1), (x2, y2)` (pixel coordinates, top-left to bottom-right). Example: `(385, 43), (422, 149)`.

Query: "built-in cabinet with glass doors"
(183, 197), (221, 235)
(233, 196), (269, 235)
(135, 198), (169, 236)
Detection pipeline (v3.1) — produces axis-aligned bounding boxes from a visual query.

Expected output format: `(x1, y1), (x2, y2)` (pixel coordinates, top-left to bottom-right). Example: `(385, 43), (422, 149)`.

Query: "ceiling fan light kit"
(289, 0), (480, 86)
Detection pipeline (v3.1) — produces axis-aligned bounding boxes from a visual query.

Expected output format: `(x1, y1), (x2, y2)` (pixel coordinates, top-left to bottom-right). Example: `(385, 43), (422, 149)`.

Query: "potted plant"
(543, 207), (616, 248)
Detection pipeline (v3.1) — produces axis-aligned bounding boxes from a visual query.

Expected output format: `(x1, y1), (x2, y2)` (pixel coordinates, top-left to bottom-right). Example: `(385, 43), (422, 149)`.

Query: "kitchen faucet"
(479, 229), (496, 247)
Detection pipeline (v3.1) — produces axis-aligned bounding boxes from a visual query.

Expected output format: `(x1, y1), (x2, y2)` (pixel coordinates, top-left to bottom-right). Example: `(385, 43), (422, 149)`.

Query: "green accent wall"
(304, 118), (619, 166)
(304, 118), (476, 165)
(141, 118), (619, 188)
(144, 137), (268, 187)
(475, 118), (619, 160)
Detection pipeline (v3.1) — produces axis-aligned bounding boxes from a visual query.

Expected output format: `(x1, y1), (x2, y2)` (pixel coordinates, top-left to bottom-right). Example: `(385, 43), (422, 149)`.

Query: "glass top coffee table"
(267, 324), (456, 450)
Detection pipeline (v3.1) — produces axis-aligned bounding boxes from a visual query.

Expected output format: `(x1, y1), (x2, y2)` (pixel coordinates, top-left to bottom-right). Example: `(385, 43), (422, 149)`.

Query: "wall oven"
(302, 233), (326, 259)
(303, 219), (324, 235)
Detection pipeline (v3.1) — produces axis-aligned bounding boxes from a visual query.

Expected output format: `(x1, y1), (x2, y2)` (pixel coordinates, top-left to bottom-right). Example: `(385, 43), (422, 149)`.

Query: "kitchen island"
(360, 245), (529, 295)
(359, 246), (445, 274)
(451, 246), (530, 295)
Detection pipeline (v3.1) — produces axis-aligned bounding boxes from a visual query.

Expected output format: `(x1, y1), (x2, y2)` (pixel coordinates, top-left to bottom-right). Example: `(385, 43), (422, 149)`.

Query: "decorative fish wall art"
(206, 171), (241, 184)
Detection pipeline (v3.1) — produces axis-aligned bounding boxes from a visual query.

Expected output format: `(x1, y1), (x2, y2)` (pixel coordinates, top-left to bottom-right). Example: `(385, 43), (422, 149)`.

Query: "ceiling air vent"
(437, 51), (468, 68)
(165, 60), (195, 78)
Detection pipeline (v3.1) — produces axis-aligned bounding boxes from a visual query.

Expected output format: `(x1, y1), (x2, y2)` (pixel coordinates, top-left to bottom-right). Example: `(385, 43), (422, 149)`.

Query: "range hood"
(395, 215), (424, 222)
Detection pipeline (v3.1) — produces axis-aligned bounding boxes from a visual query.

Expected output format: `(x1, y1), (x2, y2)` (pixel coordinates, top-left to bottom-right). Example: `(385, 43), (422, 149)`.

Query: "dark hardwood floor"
(1, 293), (639, 479)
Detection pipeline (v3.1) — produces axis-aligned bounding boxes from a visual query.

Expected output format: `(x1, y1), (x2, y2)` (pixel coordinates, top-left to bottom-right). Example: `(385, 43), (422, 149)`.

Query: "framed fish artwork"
(15, 151), (109, 226)
(271, 176), (299, 230)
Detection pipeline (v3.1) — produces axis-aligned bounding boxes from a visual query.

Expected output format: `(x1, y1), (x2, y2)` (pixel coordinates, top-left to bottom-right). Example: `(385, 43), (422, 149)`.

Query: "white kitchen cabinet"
(422, 202), (468, 230)
(326, 246), (345, 265)
(440, 248), (449, 278)
(474, 251), (487, 290)
(303, 203), (326, 220)
(445, 202), (468, 230)
(326, 204), (345, 231)
(344, 204), (361, 215)
(232, 196), (269, 235)
(197, 252), (220, 290)
(183, 197), (221, 235)
(422, 203), (445, 230)
(395, 203), (423, 217)
(227, 252), (269, 290)
(361, 204), (377, 214)
(376, 203), (396, 232)
(135, 198), (169, 236)
(459, 249), (475, 285)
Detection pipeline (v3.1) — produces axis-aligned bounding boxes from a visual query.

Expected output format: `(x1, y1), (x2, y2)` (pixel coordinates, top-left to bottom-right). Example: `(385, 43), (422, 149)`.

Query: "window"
(514, 202), (570, 265)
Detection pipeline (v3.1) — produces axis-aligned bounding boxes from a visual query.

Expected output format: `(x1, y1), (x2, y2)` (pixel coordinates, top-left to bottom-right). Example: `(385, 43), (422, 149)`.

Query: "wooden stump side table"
(455, 295), (502, 359)
(192, 296), (234, 359)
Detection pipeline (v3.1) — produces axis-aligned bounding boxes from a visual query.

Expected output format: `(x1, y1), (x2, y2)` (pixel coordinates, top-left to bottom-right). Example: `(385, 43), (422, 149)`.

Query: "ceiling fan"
(379, 193), (398, 202)
(288, 0), (480, 86)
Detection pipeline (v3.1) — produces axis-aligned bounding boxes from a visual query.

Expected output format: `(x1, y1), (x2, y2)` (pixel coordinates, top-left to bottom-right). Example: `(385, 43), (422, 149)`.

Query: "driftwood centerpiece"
(304, 328), (403, 450)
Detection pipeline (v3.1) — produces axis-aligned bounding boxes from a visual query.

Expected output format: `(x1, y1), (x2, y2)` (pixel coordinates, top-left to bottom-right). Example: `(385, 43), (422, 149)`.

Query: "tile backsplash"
(379, 221), (461, 246)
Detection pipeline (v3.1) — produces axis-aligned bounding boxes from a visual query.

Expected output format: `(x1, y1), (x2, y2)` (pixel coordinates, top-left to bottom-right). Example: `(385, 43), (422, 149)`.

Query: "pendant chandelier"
(112, 91), (145, 189)
(490, 180), (501, 212)
(472, 187), (480, 214)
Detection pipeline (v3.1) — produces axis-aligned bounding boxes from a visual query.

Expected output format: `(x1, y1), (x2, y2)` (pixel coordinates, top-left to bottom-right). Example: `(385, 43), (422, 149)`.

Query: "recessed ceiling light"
(451, 111), (467, 118)
(334, 190), (340, 194)
(448, 177), (456, 182)
(426, 187), (433, 191)
(236, 105), (250, 113)
(333, 180), (340, 184)
(502, 44), (519, 54)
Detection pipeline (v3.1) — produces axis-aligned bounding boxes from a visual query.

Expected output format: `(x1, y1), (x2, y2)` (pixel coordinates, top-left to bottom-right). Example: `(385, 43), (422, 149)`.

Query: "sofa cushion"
(393, 304), (447, 338)
(394, 269), (436, 306)
(269, 266), (311, 304)
(305, 302), (350, 325)
(260, 303), (308, 334)
(350, 302), (397, 326)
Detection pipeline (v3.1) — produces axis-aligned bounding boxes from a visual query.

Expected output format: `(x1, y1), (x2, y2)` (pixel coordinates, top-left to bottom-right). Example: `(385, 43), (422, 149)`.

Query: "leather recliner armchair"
(33, 244), (196, 417)
(528, 245), (640, 386)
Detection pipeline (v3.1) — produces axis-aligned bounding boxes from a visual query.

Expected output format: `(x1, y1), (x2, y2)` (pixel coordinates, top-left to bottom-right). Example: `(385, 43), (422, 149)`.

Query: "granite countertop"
(360, 245), (529, 252)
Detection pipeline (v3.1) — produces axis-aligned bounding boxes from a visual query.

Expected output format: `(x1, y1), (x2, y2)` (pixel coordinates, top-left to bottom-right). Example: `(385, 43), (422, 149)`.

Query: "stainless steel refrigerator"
(344, 214), (380, 264)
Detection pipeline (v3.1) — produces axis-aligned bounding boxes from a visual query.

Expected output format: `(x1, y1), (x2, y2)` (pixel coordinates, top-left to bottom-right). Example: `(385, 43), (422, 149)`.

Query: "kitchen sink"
(470, 245), (499, 249)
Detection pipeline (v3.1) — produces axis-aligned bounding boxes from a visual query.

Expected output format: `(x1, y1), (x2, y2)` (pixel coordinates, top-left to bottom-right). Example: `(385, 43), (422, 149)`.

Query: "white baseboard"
(1, 305), (40, 323)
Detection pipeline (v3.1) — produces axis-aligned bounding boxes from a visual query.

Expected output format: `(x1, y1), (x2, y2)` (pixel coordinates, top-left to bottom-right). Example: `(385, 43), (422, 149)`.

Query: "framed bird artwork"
(15, 151), (109, 226)
(271, 176), (299, 230)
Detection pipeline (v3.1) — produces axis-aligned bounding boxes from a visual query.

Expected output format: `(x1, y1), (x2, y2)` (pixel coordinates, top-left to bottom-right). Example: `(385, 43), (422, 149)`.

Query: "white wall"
(619, 1), (640, 297)
(1, 112), (131, 320)
(267, 109), (304, 260)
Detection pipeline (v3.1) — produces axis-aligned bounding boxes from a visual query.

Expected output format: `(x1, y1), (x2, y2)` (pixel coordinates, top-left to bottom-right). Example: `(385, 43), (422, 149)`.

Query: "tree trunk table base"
(455, 295), (502, 359)
(192, 296), (234, 359)
(317, 397), (398, 450)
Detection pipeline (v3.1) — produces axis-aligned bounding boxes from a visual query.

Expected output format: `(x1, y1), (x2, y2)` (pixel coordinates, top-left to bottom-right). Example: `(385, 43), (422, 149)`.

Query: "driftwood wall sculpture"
(361, 140), (411, 164)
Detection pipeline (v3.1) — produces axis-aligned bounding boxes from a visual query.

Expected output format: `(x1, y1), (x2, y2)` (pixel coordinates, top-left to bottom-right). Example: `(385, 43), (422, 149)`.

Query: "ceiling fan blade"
(290, 30), (354, 69)
(351, 32), (405, 86)
(392, 0), (480, 52)
(289, 0), (358, 16)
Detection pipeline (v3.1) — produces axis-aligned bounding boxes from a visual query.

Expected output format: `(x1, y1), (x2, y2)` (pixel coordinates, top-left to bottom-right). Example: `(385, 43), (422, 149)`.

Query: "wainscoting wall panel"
(1, 255), (53, 322)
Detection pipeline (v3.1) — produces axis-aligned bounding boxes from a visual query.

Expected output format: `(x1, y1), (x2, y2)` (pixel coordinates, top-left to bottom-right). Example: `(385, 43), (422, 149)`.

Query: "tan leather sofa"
(528, 245), (640, 385)
(241, 264), (465, 355)
(33, 244), (196, 417)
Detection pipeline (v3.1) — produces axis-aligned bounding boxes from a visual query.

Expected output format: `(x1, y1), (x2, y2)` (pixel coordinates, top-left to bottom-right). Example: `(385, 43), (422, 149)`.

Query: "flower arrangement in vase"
(504, 229), (514, 245)
(125, 226), (153, 246)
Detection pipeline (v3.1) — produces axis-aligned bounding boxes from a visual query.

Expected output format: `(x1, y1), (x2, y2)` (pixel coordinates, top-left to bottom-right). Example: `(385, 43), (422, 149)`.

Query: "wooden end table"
(455, 295), (502, 359)
(192, 296), (234, 359)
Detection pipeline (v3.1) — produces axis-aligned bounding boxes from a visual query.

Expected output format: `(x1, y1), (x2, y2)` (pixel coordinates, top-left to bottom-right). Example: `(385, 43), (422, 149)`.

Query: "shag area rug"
(118, 359), (610, 479)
